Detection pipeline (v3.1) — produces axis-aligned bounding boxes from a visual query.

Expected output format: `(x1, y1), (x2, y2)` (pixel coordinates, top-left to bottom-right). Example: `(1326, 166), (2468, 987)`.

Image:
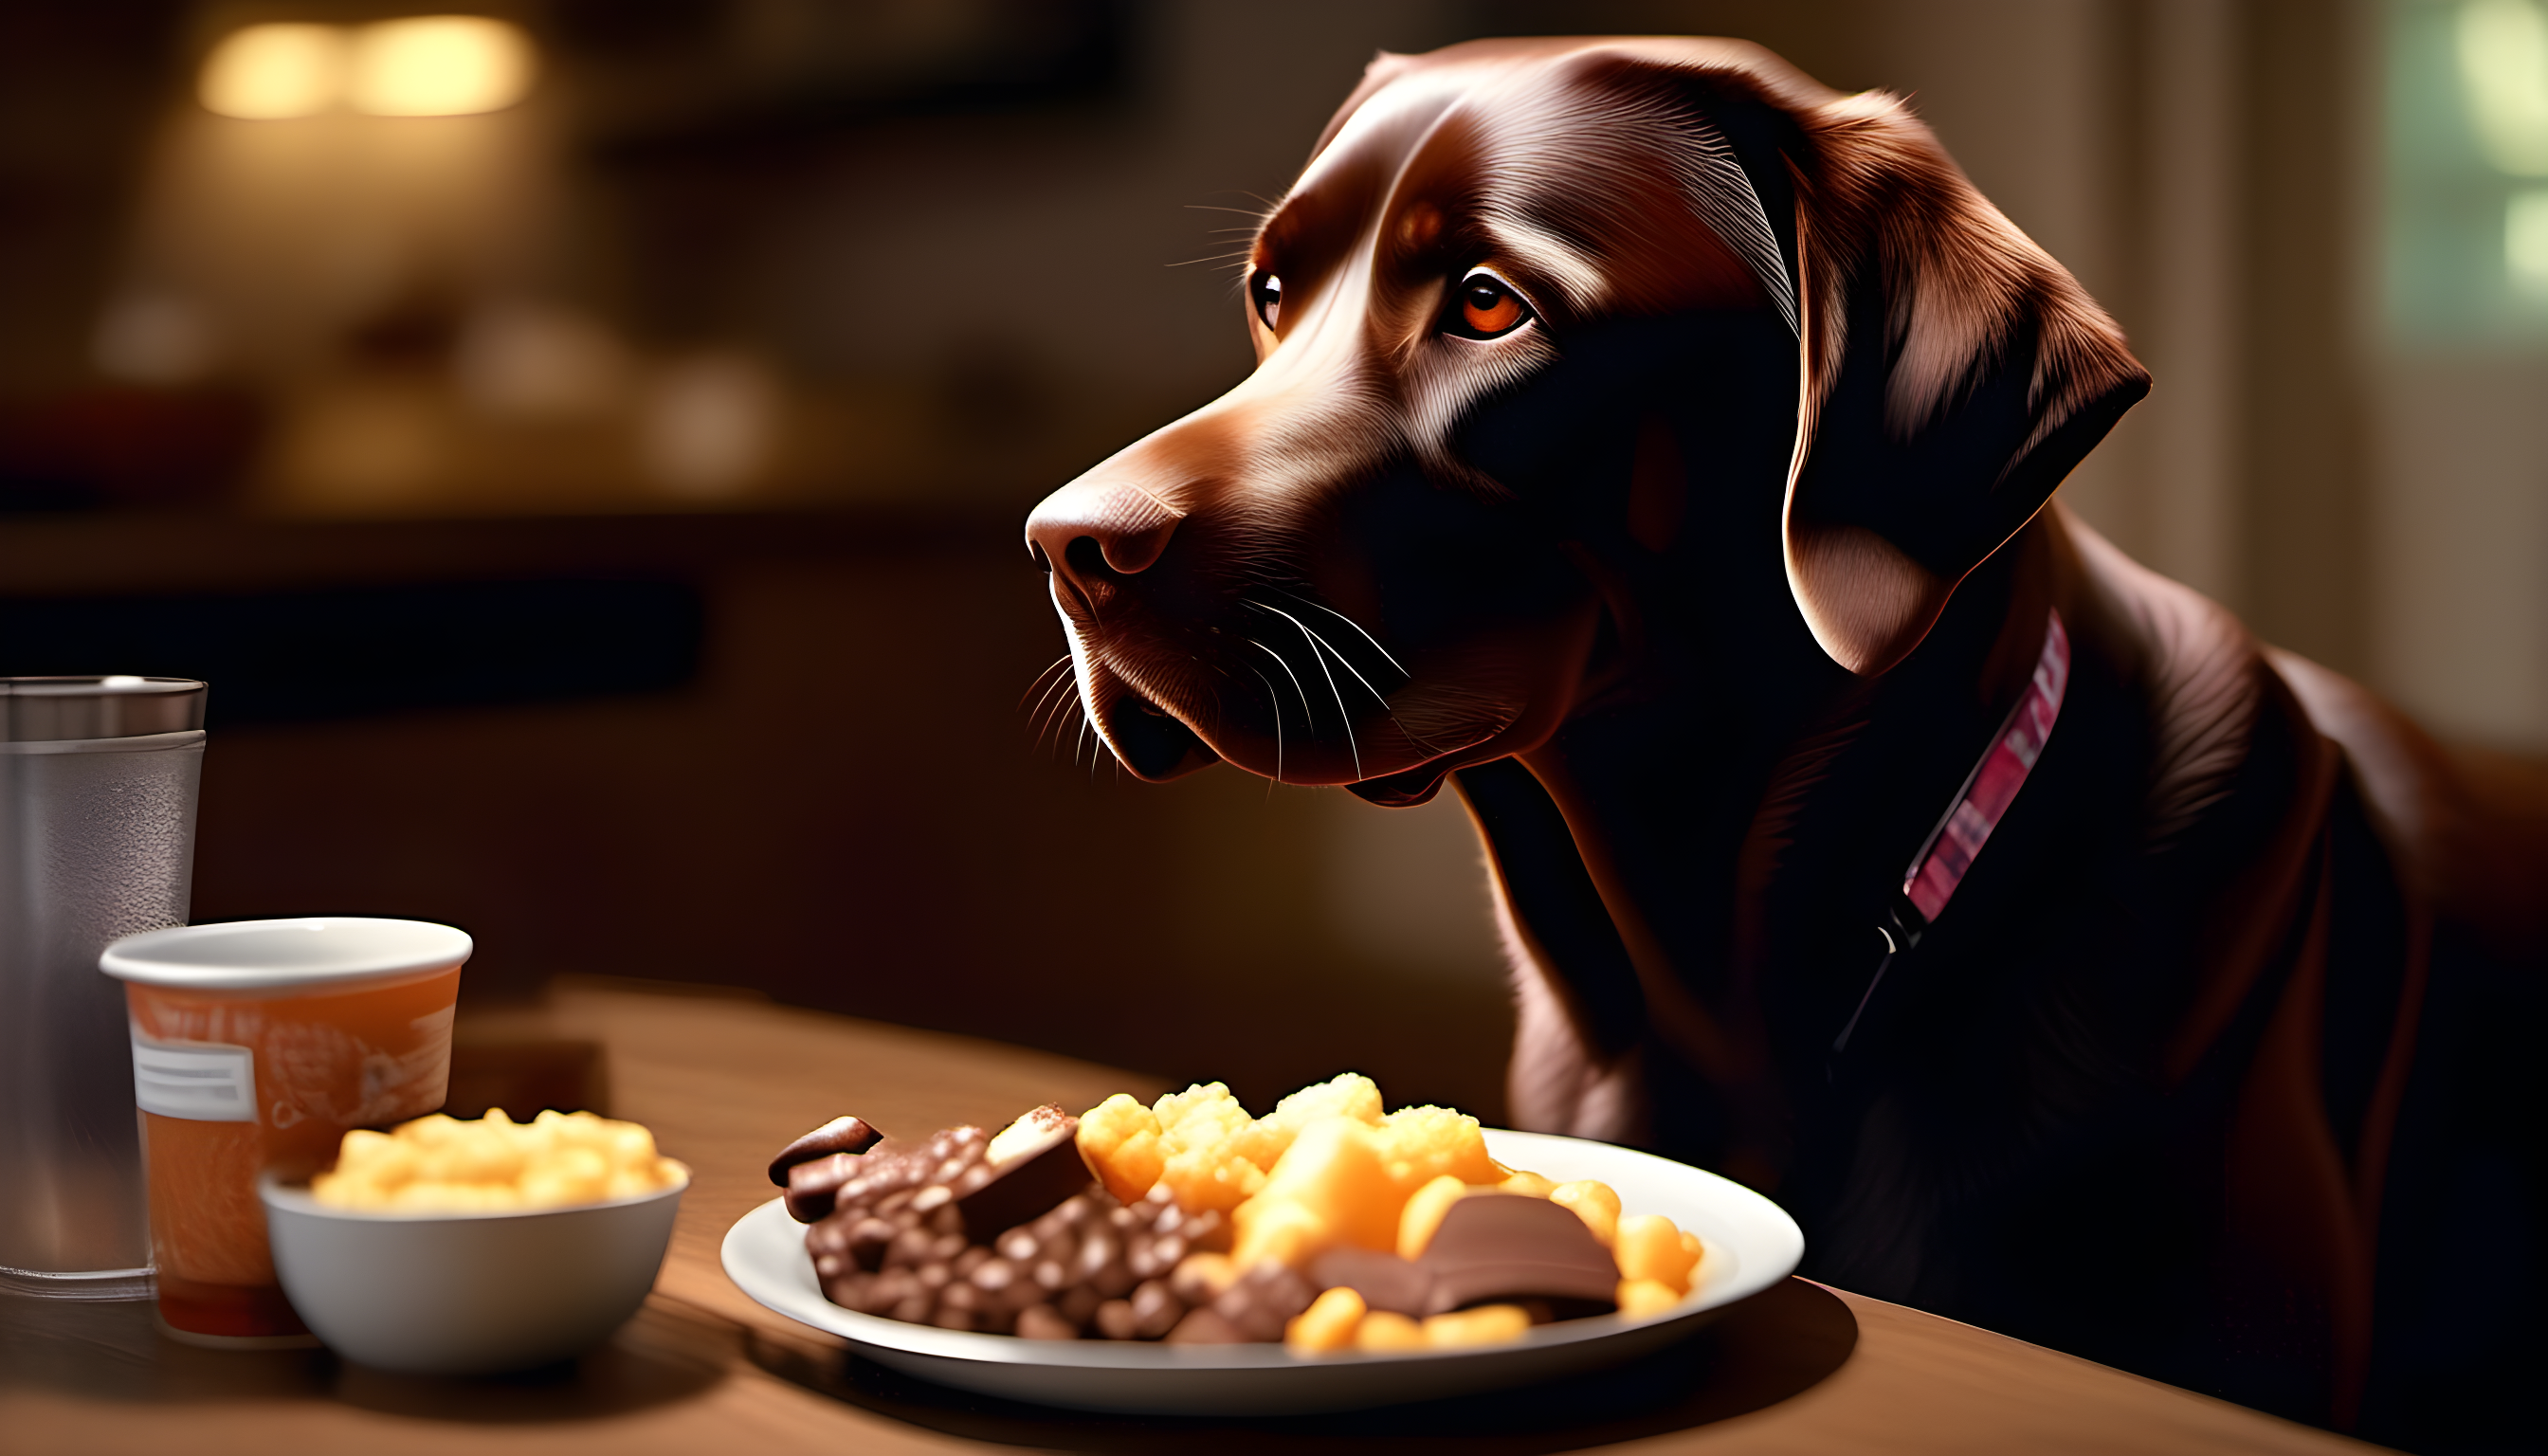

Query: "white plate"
(720, 1128), (1804, 1415)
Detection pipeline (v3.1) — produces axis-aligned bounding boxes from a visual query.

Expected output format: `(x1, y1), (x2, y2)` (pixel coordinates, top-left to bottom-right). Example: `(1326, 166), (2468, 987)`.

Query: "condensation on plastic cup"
(100, 918), (473, 1346)
(0, 676), (207, 1301)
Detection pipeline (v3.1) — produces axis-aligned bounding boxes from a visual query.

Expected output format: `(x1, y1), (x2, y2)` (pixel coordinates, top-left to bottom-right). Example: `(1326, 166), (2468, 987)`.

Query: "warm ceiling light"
(199, 23), (348, 119)
(347, 16), (536, 118)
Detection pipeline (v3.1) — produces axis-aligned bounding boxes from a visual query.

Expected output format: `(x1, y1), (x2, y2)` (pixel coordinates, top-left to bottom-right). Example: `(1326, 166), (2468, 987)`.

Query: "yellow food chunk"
(1157, 1146), (1267, 1213)
(1499, 1170), (1557, 1197)
(1090, 1074), (1493, 1227)
(1284, 1285), (1368, 1353)
(1155, 1082), (1252, 1147)
(1422, 1304), (1533, 1348)
(313, 1108), (685, 1213)
(1076, 1093), (1165, 1203)
(1614, 1213), (1702, 1294)
(1550, 1180), (1621, 1246)
(1370, 1104), (1500, 1194)
(1229, 1194), (1331, 1270)
(1355, 1310), (1427, 1351)
(1395, 1174), (1468, 1261)
(1234, 1119), (1397, 1264)
(1153, 1083), (1272, 1213)
(1616, 1278), (1683, 1319)
(1229, 1073), (1384, 1172)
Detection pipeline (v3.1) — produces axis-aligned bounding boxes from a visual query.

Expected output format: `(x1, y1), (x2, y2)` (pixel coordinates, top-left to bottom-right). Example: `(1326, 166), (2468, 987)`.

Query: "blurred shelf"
(0, 502), (1028, 597)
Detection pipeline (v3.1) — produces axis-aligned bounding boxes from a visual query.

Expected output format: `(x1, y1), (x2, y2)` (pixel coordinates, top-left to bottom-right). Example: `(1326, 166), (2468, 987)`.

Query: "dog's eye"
(1251, 271), (1283, 331)
(1451, 272), (1533, 337)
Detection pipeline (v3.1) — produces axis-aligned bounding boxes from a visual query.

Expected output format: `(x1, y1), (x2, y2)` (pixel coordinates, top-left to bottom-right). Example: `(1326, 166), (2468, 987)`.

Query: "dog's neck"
(1461, 507), (2067, 1175)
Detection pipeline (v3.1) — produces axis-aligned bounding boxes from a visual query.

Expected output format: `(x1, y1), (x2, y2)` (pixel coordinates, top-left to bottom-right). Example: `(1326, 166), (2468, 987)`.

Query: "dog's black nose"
(1025, 482), (1182, 607)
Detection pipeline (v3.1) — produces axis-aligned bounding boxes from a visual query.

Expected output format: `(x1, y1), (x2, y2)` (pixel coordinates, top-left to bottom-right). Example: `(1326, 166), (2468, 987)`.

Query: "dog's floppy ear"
(1777, 93), (2149, 676)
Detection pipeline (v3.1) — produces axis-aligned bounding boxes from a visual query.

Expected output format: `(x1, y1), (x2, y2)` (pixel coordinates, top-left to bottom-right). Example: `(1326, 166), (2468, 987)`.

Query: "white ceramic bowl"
(261, 1171), (686, 1374)
(722, 1129), (1804, 1415)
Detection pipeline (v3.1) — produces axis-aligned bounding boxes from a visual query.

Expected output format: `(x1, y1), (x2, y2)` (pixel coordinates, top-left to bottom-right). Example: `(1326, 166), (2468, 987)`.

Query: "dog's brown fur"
(1026, 38), (2545, 1440)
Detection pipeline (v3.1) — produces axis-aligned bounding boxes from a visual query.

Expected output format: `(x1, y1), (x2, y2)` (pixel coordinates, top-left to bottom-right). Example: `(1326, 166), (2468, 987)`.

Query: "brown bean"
(847, 1217), (898, 1270)
(1090, 1255), (1136, 1300)
(1073, 1228), (1119, 1280)
(887, 1228), (934, 1268)
(1164, 1307), (1250, 1344)
(1015, 1304), (1079, 1340)
(1125, 1234), (1162, 1281)
(1057, 1284), (1102, 1325)
(1130, 1280), (1186, 1339)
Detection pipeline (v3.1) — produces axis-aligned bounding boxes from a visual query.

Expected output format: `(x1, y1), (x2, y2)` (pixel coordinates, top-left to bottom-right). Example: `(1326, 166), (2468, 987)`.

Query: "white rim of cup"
(100, 918), (474, 993)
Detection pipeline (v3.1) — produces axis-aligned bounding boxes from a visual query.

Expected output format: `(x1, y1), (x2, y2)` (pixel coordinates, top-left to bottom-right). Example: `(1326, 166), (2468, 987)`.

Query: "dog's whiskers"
(1241, 596), (1452, 763)
(1016, 654), (1073, 713)
(1240, 601), (1362, 779)
(1247, 664), (1284, 790)
(1245, 599), (1395, 709)
(1271, 588), (1413, 680)
(1027, 666), (1083, 758)
(1247, 636), (1317, 750)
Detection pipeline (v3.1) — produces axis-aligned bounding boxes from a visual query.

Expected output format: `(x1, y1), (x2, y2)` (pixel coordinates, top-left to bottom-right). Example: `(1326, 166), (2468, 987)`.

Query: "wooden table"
(0, 980), (2390, 1454)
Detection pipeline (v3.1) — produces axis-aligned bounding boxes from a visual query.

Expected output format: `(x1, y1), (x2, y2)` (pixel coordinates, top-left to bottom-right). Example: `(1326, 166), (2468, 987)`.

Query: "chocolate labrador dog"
(1024, 37), (2543, 1445)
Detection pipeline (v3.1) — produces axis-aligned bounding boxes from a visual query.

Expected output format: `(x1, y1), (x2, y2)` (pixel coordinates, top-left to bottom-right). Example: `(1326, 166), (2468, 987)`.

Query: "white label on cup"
(130, 1033), (255, 1122)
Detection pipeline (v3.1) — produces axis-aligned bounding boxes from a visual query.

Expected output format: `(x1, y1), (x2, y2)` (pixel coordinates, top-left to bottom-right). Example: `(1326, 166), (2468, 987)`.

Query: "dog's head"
(1026, 37), (2146, 803)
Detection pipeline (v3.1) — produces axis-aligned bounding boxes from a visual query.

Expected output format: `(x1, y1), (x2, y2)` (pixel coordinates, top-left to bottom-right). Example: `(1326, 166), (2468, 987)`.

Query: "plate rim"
(719, 1127), (1803, 1373)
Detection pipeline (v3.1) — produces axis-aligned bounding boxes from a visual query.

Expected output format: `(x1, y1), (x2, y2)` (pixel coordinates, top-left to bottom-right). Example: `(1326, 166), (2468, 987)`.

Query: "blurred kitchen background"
(1, 0), (2539, 1119)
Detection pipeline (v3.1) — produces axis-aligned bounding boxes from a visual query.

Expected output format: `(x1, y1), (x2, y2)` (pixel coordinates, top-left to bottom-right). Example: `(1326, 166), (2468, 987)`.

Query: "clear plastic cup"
(0, 676), (206, 1301)
(100, 918), (472, 1346)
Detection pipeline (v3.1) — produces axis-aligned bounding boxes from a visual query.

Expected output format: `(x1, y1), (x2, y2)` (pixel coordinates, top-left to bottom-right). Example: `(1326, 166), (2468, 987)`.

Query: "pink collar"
(1898, 607), (2072, 934)
(1835, 607), (2069, 1054)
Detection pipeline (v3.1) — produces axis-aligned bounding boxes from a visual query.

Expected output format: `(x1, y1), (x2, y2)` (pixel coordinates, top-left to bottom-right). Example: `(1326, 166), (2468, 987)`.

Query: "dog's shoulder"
(2266, 649), (2548, 958)
(2056, 507), (2272, 851)
(2061, 504), (2546, 955)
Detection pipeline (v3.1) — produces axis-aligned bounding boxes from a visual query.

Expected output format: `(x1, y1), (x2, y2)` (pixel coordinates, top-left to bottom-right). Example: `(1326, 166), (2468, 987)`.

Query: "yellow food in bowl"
(311, 1108), (687, 1212)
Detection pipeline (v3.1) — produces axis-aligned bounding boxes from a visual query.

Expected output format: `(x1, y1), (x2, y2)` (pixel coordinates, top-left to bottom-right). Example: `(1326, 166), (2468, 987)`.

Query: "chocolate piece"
(1093, 1298), (1140, 1340)
(769, 1116), (883, 1186)
(788, 1132), (945, 1222)
(952, 1108), (1094, 1241)
(785, 1155), (857, 1222)
(1309, 1245), (1435, 1316)
(984, 1103), (1070, 1163)
(1415, 1193), (1619, 1317)
(803, 1114), (1223, 1337)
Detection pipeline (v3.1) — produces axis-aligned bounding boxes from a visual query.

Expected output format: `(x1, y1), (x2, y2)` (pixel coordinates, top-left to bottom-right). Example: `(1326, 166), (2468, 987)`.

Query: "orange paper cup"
(100, 918), (472, 1346)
